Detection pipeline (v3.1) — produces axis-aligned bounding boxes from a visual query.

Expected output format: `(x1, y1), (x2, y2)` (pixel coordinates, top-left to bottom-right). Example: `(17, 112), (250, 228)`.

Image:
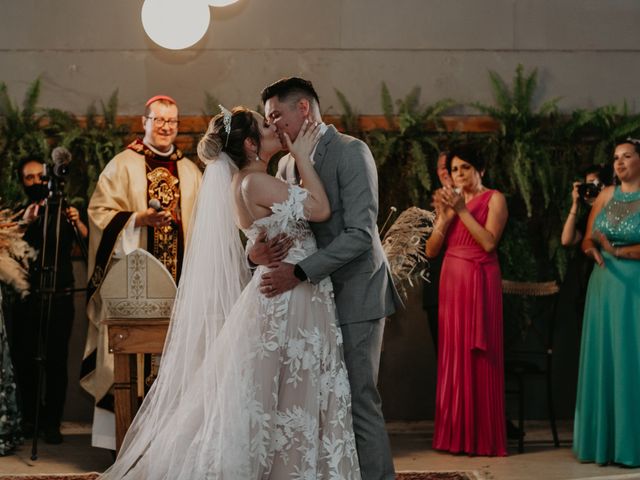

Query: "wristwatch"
(293, 264), (308, 282)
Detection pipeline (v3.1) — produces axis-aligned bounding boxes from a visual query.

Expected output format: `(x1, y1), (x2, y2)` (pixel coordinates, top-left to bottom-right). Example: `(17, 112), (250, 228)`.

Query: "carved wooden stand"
(105, 318), (169, 452)
(99, 248), (176, 453)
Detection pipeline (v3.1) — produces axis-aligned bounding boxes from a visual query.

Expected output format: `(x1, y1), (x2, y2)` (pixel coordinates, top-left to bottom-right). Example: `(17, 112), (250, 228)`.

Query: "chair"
(502, 279), (561, 453)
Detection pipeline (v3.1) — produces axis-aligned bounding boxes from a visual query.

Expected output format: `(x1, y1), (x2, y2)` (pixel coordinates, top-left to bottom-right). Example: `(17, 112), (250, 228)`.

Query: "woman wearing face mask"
(11, 157), (88, 444)
(573, 139), (640, 467)
(425, 145), (509, 456)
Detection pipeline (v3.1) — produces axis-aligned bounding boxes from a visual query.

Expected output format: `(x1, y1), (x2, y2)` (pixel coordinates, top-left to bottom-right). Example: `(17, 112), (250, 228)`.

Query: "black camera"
(577, 180), (603, 200)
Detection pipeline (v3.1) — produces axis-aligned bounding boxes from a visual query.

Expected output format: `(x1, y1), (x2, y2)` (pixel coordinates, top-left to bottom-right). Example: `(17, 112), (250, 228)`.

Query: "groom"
(255, 77), (400, 480)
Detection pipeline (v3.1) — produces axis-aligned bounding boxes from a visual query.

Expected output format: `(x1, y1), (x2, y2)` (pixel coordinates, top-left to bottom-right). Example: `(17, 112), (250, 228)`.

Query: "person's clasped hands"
(432, 187), (459, 221)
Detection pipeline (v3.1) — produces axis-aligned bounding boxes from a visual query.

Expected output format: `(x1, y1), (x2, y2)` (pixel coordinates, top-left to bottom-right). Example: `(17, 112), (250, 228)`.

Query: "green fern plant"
(581, 103), (640, 167)
(334, 89), (359, 134)
(474, 65), (588, 280)
(0, 79), (50, 204)
(363, 83), (455, 220)
(473, 64), (560, 216)
(474, 65), (628, 280)
(57, 90), (128, 205)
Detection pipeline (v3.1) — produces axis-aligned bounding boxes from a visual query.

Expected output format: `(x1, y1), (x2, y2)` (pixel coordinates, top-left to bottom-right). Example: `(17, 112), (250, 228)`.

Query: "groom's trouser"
(341, 318), (395, 480)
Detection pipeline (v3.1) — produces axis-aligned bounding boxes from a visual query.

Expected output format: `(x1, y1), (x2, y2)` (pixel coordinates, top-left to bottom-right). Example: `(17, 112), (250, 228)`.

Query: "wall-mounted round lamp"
(208, 0), (240, 6)
(142, 0), (240, 50)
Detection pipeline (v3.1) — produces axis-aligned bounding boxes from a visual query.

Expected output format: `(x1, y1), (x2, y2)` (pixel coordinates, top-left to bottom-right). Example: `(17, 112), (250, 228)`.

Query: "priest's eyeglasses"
(145, 116), (179, 128)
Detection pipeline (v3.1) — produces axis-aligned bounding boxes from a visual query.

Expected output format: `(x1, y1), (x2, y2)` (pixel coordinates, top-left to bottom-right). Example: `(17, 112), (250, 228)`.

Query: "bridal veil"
(100, 153), (250, 478)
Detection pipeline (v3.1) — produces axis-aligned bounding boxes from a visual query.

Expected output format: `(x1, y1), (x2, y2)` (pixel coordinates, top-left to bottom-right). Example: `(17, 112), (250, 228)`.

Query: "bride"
(99, 106), (361, 479)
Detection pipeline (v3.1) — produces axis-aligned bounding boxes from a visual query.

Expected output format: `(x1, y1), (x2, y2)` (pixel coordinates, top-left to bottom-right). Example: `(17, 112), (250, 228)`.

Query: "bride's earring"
(255, 155), (261, 162)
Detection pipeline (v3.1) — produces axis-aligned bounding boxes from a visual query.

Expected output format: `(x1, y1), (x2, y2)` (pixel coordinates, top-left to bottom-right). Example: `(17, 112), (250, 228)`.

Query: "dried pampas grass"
(382, 206), (435, 300)
(0, 208), (36, 297)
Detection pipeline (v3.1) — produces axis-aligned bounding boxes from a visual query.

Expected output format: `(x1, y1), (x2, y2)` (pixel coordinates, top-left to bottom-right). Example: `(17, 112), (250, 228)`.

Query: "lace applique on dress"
(234, 184), (358, 479)
(98, 168), (360, 480)
(244, 185), (334, 310)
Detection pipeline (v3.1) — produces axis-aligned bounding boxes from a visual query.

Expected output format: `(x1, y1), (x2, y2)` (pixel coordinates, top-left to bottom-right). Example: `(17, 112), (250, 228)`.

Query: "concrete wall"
(1, 0), (639, 115)
(1, 0), (629, 423)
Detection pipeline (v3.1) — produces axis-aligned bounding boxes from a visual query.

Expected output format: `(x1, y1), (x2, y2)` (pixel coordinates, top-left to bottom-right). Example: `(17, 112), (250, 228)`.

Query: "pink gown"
(432, 189), (507, 456)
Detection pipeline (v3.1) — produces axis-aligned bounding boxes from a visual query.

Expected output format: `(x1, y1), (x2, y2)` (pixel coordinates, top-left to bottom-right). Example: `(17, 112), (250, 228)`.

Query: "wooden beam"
(75, 114), (500, 134)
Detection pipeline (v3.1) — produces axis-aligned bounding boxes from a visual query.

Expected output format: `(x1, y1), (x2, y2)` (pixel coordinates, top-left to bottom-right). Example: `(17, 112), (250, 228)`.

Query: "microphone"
(51, 146), (72, 177)
(149, 198), (177, 228)
(148, 198), (163, 212)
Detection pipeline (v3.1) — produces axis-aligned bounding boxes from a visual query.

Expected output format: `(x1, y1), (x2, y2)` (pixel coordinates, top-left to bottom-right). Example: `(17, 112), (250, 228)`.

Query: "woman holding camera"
(561, 166), (609, 335)
(573, 139), (640, 467)
(425, 145), (508, 456)
(561, 166), (604, 247)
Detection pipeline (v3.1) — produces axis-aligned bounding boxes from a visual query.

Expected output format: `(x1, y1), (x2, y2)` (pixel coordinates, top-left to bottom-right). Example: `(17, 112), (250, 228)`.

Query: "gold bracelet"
(615, 247), (621, 258)
(568, 211), (577, 216)
(433, 229), (445, 238)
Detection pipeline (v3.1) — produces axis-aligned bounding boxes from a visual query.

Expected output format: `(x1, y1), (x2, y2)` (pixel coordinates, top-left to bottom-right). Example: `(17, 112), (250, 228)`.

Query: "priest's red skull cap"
(145, 95), (177, 107)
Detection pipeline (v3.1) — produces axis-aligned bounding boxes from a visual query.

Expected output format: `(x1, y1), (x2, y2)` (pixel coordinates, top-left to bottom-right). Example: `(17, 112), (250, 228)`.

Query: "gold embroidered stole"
(128, 139), (184, 282)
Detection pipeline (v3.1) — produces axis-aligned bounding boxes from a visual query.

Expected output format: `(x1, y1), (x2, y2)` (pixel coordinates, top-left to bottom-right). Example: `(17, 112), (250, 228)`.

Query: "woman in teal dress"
(0, 287), (22, 455)
(0, 215), (34, 454)
(574, 139), (640, 467)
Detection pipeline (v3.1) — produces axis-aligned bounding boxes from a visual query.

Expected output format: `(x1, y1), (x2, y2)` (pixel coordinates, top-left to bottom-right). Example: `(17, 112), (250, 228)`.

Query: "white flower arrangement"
(0, 207), (37, 297)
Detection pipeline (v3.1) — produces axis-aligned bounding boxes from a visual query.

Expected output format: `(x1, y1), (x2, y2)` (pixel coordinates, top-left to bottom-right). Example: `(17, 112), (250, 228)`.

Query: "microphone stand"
(30, 177), (87, 461)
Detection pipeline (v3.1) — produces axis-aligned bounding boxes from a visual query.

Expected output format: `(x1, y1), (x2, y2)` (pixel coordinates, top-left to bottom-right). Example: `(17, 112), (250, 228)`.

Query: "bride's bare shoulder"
(241, 172), (289, 202)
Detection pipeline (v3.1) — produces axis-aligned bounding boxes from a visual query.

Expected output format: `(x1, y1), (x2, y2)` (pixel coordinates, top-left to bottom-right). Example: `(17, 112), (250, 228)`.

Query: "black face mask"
(24, 183), (49, 202)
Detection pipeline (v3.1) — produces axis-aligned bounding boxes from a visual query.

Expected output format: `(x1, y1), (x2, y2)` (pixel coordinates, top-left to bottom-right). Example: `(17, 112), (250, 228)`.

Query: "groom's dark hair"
(261, 77), (320, 107)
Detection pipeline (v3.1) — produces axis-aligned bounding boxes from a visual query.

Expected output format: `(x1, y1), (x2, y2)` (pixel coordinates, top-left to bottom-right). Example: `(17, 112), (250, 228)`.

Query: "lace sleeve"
(247, 185), (312, 240)
(270, 185), (310, 221)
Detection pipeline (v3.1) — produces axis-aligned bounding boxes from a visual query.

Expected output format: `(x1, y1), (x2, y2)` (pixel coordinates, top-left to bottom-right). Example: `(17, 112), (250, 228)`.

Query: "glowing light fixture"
(208, 0), (240, 6)
(141, 0), (241, 50)
(142, 0), (211, 50)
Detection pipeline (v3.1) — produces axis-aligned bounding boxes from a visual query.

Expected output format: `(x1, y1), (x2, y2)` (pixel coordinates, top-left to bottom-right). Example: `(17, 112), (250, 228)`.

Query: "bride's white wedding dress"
(100, 156), (361, 479)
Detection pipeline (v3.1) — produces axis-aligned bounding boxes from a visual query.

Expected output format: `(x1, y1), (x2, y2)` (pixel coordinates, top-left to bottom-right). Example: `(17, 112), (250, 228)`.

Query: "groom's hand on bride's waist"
(249, 231), (294, 266)
(260, 262), (301, 297)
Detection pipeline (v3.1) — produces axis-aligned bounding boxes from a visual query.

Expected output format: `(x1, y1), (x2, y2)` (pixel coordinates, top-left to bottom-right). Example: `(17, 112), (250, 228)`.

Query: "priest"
(80, 95), (202, 450)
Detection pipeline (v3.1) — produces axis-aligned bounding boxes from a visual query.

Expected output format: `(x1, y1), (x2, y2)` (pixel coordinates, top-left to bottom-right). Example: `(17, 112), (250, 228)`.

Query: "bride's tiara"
(219, 104), (232, 147)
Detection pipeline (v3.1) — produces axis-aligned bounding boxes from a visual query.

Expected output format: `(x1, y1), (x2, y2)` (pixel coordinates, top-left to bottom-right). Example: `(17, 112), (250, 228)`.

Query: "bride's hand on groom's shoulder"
(285, 119), (322, 162)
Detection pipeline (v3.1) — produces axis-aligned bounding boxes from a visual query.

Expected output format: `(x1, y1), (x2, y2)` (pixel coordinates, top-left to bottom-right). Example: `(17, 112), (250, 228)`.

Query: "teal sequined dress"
(0, 289), (22, 455)
(573, 186), (640, 467)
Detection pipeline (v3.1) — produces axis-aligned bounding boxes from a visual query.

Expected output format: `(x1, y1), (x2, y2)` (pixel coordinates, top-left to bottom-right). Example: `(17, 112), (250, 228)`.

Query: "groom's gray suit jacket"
(278, 125), (401, 325)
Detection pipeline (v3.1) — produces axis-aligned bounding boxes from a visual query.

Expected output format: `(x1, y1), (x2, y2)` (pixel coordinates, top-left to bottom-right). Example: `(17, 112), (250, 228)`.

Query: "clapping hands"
(432, 188), (456, 221)
(439, 186), (466, 212)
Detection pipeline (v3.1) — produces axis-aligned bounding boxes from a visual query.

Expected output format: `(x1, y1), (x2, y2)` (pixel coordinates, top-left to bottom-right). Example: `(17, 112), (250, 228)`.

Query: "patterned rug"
(0, 471), (479, 480)
(398, 472), (479, 480)
(0, 476), (99, 480)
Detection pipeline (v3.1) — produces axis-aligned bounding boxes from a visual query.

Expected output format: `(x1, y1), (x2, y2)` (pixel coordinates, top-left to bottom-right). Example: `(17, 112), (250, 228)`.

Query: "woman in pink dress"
(425, 146), (509, 456)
